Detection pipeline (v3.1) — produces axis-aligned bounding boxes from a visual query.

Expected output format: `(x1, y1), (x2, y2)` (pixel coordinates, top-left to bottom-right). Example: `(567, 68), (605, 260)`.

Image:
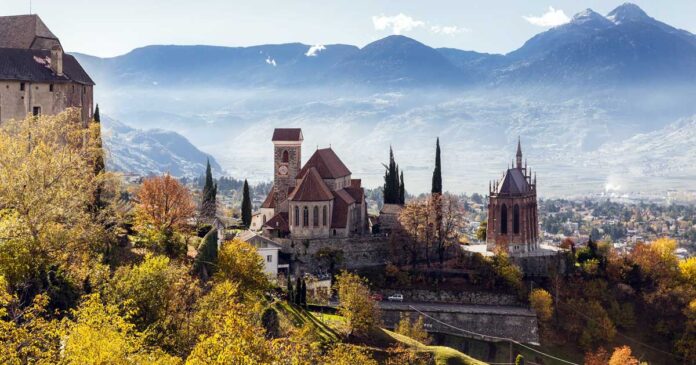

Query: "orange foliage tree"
(134, 174), (195, 256)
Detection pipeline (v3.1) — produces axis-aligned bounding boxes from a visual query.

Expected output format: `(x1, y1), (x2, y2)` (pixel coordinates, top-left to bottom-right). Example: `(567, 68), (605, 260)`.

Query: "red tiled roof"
(344, 186), (364, 203)
(264, 212), (289, 232)
(261, 186), (275, 208)
(350, 179), (362, 189)
(272, 128), (303, 142)
(297, 148), (351, 179)
(289, 167), (333, 202)
(331, 191), (350, 229)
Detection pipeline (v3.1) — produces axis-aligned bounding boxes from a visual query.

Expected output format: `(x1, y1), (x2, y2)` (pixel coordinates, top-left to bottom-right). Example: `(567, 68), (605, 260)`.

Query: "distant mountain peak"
(607, 3), (650, 24)
(571, 8), (611, 25)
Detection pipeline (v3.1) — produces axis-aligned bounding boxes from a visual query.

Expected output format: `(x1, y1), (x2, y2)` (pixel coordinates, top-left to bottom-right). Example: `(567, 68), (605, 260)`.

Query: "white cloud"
(372, 13), (425, 35)
(305, 44), (326, 57)
(523, 7), (570, 27)
(372, 13), (469, 36)
(430, 25), (469, 35)
(265, 56), (276, 67)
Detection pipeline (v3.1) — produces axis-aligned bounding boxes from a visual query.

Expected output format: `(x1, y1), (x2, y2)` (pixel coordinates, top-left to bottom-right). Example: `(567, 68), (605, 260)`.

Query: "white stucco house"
(236, 230), (288, 277)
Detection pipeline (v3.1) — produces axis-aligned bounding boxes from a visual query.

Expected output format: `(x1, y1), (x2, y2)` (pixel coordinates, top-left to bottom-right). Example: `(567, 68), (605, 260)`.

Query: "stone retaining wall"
(380, 289), (520, 306)
(381, 307), (539, 344)
(276, 235), (390, 273)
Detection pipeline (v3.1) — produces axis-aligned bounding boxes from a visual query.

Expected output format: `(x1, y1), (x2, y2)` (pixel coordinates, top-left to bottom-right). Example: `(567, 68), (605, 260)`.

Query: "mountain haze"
(77, 3), (696, 195)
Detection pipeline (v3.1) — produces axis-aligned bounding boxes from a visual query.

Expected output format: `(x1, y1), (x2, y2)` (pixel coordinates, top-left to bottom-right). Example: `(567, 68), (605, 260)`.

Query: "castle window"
(323, 206), (328, 226)
(32, 107), (41, 116)
(313, 206), (319, 227)
(500, 204), (508, 234)
(20, 83), (25, 91)
(49, 84), (54, 92)
(303, 206), (309, 227)
(513, 205), (520, 234)
(282, 150), (289, 163)
(294, 206), (299, 226)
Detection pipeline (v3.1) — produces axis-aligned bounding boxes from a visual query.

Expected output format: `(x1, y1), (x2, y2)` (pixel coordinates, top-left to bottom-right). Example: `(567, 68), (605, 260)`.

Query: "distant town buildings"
(0, 15), (94, 125)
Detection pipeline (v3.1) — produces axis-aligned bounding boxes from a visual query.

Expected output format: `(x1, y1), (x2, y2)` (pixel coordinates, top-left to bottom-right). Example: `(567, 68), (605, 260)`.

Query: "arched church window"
(513, 205), (520, 234)
(263, 215), (267, 225)
(303, 206), (309, 227)
(323, 206), (328, 226)
(294, 206), (299, 226)
(500, 204), (508, 234)
(282, 150), (289, 163)
(313, 206), (319, 226)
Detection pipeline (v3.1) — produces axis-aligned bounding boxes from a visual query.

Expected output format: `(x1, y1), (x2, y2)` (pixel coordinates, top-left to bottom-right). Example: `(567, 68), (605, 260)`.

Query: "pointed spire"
(516, 136), (523, 169)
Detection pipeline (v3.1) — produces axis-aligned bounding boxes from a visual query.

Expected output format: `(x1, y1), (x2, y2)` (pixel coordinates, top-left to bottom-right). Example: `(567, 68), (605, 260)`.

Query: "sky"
(3, 0), (695, 57)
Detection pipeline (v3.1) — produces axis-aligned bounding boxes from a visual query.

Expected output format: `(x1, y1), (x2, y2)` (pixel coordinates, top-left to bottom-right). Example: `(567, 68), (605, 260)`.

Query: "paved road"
(378, 300), (535, 317)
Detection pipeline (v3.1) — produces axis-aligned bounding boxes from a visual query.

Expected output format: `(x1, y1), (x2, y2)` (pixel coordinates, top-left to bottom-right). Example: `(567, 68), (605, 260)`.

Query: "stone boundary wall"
(381, 307), (539, 344)
(276, 235), (390, 273)
(380, 289), (520, 306)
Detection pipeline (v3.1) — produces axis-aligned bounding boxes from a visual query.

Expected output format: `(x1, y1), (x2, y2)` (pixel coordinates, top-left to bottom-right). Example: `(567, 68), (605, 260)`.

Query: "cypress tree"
(241, 179), (252, 228)
(399, 171), (405, 204)
(300, 279), (307, 307)
(201, 159), (217, 220)
(194, 228), (218, 280)
(431, 137), (442, 194)
(295, 276), (303, 305)
(94, 104), (101, 123)
(90, 104), (106, 214)
(384, 147), (403, 204)
(286, 277), (294, 303)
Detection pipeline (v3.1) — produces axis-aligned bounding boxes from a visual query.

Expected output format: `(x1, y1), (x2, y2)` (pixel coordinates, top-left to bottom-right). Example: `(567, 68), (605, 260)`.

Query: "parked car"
(387, 293), (403, 302)
(371, 293), (383, 301)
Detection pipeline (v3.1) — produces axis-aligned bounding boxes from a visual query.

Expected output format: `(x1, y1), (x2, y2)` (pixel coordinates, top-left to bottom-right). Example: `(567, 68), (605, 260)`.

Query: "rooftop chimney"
(50, 45), (63, 76)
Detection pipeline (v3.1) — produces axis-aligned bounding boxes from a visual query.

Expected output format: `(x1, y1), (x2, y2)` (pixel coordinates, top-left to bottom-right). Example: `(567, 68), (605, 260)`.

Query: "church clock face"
(278, 165), (289, 176)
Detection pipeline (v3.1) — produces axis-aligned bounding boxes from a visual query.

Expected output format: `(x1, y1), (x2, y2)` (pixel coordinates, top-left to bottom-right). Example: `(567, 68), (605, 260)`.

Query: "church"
(252, 128), (368, 239)
(486, 139), (540, 255)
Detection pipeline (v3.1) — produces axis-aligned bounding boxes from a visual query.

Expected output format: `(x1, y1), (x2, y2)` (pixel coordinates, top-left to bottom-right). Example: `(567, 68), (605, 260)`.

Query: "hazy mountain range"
(76, 3), (696, 196)
(101, 116), (222, 177)
(75, 3), (696, 89)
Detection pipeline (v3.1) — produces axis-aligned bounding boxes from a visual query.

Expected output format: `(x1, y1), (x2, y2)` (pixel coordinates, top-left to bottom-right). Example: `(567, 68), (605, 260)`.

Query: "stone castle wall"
(379, 289), (520, 306)
(276, 235), (390, 273)
(381, 306), (539, 344)
(0, 80), (93, 125)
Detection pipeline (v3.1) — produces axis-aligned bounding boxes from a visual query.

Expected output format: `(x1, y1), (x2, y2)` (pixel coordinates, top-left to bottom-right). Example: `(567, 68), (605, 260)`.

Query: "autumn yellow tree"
(0, 109), (111, 301)
(62, 294), (181, 364)
(608, 346), (639, 365)
(335, 271), (380, 338)
(397, 194), (463, 268)
(395, 313), (431, 344)
(0, 276), (61, 364)
(134, 174), (195, 256)
(529, 288), (554, 322)
(215, 238), (269, 294)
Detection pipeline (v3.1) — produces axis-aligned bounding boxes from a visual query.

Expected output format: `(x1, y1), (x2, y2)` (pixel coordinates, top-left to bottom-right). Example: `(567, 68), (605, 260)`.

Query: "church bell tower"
(271, 128), (303, 212)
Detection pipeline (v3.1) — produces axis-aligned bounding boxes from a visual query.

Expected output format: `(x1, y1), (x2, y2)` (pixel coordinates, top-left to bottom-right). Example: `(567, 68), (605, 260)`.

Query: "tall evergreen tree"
(294, 276), (303, 305)
(383, 146), (403, 204)
(431, 137), (442, 194)
(300, 279), (307, 307)
(90, 104), (106, 214)
(93, 103), (101, 123)
(399, 170), (405, 204)
(201, 159), (217, 220)
(241, 179), (252, 228)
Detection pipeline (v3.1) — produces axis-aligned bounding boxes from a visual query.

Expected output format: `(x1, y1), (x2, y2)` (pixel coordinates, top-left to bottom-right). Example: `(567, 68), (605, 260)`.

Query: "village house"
(0, 15), (94, 126)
